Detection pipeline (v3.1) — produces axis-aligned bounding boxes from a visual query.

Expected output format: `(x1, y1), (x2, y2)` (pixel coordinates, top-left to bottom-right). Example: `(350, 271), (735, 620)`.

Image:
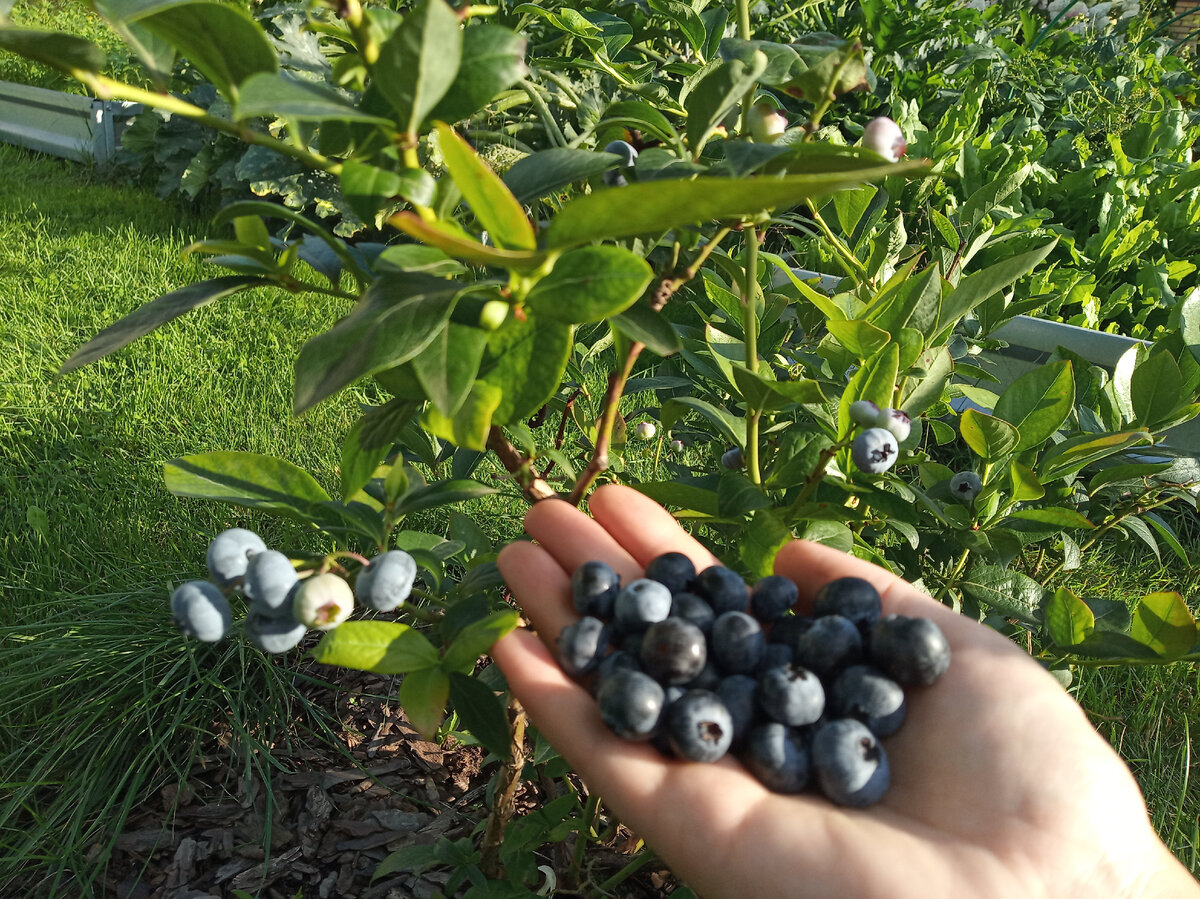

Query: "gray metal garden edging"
(0, 80), (142, 165)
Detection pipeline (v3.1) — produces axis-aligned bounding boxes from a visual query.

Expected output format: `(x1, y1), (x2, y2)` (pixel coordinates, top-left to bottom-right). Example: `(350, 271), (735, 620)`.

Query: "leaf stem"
(786, 440), (844, 520)
(935, 548), (972, 602)
(596, 847), (656, 892)
(743, 225), (762, 484)
(520, 78), (569, 148)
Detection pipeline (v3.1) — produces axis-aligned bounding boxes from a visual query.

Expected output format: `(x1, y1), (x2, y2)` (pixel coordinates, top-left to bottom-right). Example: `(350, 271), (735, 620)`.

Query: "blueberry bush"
(5, 0), (1200, 891)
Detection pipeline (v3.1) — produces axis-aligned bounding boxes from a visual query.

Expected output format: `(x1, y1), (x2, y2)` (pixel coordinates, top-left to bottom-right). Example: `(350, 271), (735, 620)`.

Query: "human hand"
(493, 485), (1196, 898)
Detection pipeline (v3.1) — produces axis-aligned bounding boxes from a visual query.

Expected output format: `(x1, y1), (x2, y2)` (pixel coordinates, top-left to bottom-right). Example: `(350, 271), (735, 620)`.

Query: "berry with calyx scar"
(851, 428), (899, 474)
(950, 471), (983, 503)
(875, 408), (911, 443)
(356, 550), (417, 612)
(206, 528), (266, 587)
(294, 573), (354, 630)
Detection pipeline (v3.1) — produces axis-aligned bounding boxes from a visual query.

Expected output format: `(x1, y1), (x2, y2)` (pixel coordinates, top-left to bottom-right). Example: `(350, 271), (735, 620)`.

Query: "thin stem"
(742, 225), (762, 484)
(75, 72), (341, 175)
(805, 199), (870, 285)
(480, 698), (528, 878)
(486, 426), (559, 502)
(403, 605), (444, 624)
(786, 441), (844, 520)
(571, 790), (601, 880)
(596, 848), (656, 893)
(935, 548), (972, 603)
(520, 78), (569, 149)
(735, 0), (756, 132)
(278, 276), (357, 301)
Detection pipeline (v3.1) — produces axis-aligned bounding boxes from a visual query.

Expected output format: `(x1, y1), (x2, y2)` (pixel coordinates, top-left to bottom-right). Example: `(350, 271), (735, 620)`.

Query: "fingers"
(496, 541), (575, 654)
(589, 484), (722, 572)
(523, 497), (643, 586)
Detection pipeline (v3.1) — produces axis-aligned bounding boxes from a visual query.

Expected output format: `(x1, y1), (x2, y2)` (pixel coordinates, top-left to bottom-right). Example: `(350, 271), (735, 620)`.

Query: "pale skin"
(492, 484), (1200, 899)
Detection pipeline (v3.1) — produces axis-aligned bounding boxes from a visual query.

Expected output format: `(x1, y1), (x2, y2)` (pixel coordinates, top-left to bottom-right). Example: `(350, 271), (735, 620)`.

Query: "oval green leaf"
(310, 621), (440, 674)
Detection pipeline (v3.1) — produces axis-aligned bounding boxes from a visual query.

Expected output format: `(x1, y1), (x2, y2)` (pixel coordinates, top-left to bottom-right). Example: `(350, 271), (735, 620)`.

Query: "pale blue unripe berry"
(950, 471), (982, 502)
(875, 407), (911, 443)
(171, 580), (232, 642)
(851, 428), (899, 474)
(849, 400), (880, 427)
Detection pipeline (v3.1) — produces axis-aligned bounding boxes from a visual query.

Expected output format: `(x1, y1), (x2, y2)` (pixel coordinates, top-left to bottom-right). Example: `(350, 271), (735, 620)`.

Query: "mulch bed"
(97, 663), (682, 899)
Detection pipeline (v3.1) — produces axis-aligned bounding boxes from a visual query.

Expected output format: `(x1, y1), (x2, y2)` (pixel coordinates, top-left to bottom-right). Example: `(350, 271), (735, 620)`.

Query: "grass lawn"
(0, 139), (1197, 893)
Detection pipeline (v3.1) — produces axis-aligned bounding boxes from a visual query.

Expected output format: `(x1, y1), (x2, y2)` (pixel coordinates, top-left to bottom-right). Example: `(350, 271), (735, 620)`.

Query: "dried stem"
(480, 697), (528, 878)
(540, 386), (584, 478)
(486, 427), (558, 502)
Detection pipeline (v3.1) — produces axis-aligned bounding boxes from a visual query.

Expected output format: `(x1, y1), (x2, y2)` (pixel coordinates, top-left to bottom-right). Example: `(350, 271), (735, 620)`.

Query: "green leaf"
(936, 241), (1057, 332)
(826, 319), (890, 359)
(686, 55), (768, 158)
(1038, 431), (1153, 483)
(310, 621), (440, 674)
(1008, 461), (1045, 502)
(214, 200), (368, 284)
(740, 508), (792, 580)
(1131, 592), (1197, 660)
(647, 0), (707, 57)
(164, 451), (330, 523)
(993, 360), (1075, 453)
(959, 564), (1045, 623)
(129, 1), (278, 101)
(526, 246), (653, 324)
(399, 666), (451, 739)
(447, 671), (510, 759)
(374, 845), (442, 883)
(1044, 587), (1095, 648)
(503, 148), (618, 204)
(717, 472), (771, 518)
(900, 346), (952, 417)
(341, 161), (435, 223)
(412, 322), (489, 417)
(427, 23), (527, 125)
(0, 27), (106, 72)
(959, 408), (1020, 460)
(390, 212), (549, 272)
(435, 122), (535, 251)
(1088, 462), (1173, 495)
(611, 304), (682, 356)
(1143, 512), (1190, 565)
(443, 610), (520, 672)
(661, 397), (743, 448)
(1085, 597), (1132, 633)
(1131, 351), (1184, 429)
(598, 99), (680, 143)
(374, 0), (462, 135)
(293, 273), (460, 413)
(542, 162), (930, 250)
(798, 520), (853, 553)
(394, 478), (497, 516)
(1008, 508), (1095, 529)
(632, 478), (720, 516)
(59, 276), (267, 373)
(1181, 286), (1200, 367)
(477, 311), (572, 425)
(421, 381), (502, 451)
(341, 400), (419, 500)
(235, 71), (393, 124)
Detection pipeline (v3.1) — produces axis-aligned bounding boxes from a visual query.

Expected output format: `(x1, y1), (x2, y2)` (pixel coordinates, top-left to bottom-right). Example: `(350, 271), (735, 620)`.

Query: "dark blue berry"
(794, 614), (862, 679)
(812, 719), (890, 807)
(828, 665), (906, 737)
(716, 674), (759, 746)
(593, 649), (641, 691)
(665, 689), (733, 762)
(742, 722), (811, 793)
(614, 578), (673, 630)
(596, 669), (665, 741)
(670, 592), (715, 635)
(639, 618), (708, 685)
(750, 575), (798, 621)
(813, 577), (882, 633)
(870, 615), (951, 686)
(711, 611), (765, 674)
(644, 552), (696, 595)
(572, 560), (621, 619)
(757, 642), (794, 675)
(758, 664), (825, 726)
(693, 566), (749, 615)
(557, 616), (610, 677)
(768, 615), (814, 650)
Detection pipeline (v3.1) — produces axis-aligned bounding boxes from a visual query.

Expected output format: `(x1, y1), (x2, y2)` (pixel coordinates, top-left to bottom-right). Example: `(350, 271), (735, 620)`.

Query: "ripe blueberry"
(639, 618), (707, 685)
(602, 140), (638, 187)
(669, 591), (715, 635)
(245, 606), (307, 654)
(711, 611), (765, 674)
(812, 719), (890, 807)
(870, 614), (951, 686)
(813, 577), (882, 633)
(244, 550), (298, 615)
(644, 551), (697, 595)
(596, 669), (664, 740)
(356, 550), (417, 612)
(614, 578), (673, 630)
(793, 615), (862, 679)
(828, 665), (906, 737)
(758, 664), (825, 727)
(721, 447), (744, 470)
(716, 674), (759, 746)
(693, 565), (749, 614)
(558, 616), (611, 677)
(206, 528), (267, 587)
(571, 560), (621, 619)
(950, 471), (982, 503)
(742, 722), (811, 794)
(170, 580), (232, 642)
(851, 427), (899, 474)
(750, 575), (798, 621)
(664, 689), (734, 763)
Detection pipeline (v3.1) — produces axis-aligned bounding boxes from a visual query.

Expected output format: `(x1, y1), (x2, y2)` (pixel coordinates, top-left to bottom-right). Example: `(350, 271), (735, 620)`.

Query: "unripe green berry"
(294, 573), (354, 630)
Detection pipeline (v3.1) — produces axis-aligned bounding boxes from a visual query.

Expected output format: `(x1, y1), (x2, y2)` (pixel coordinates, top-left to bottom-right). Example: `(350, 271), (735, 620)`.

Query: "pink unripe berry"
(635, 421), (657, 440)
(862, 117), (907, 163)
(671, 439), (685, 452)
(876, 407), (911, 443)
(749, 104), (788, 143)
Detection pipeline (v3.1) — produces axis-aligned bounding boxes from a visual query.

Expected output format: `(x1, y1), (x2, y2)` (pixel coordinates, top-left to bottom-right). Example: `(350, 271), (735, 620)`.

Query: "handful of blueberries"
(557, 552), (950, 807)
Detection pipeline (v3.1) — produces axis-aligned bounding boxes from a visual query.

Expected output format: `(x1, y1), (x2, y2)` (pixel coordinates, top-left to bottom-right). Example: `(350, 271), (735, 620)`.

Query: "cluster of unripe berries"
(557, 553), (950, 806)
(169, 528), (417, 653)
(848, 401), (911, 474)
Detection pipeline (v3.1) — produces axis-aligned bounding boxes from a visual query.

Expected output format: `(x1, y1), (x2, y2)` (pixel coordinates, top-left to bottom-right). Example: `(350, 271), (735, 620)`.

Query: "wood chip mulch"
(94, 663), (682, 899)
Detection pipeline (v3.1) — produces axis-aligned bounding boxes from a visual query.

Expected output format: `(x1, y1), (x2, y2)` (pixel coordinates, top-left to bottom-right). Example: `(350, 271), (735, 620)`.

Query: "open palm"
(492, 485), (1194, 898)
